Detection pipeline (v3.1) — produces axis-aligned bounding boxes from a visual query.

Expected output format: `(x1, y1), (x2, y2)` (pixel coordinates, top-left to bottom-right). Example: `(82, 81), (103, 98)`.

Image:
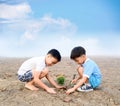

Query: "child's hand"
(56, 85), (66, 89)
(66, 88), (75, 95)
(71, 78), (77, 84)
(46, 88), (56, 94)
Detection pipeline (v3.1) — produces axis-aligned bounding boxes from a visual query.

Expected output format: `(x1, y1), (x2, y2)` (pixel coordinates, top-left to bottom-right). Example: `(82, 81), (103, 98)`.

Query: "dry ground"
(0, 56), (120, 106)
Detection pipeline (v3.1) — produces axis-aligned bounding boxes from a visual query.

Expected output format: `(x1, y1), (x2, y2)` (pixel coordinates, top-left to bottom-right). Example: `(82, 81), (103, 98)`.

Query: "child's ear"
(47, 54), (52, 58)
(82, 54), (86, 58)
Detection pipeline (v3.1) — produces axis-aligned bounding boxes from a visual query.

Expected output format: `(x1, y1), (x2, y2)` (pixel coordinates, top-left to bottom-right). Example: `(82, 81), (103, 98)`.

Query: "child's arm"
(66, 76), (87, 95)
(33, 71), (56, 94)
(71, 76), (80, 84)
(71, 66), (83, 84)
(46, 73), (65, 89)
(77, 65), (83, 78)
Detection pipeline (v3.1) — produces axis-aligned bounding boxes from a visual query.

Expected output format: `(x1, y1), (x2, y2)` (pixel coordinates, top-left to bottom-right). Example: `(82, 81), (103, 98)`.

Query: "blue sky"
(0, 0), (120, 57)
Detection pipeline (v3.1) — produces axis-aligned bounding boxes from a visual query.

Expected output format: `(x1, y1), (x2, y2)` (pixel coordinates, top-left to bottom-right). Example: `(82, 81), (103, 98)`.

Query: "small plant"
(56, 75), (65, 85)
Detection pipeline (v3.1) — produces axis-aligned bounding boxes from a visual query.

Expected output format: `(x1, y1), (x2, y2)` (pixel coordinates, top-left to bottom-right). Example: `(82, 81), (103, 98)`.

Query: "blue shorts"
(18, 70), (33, 82)
(89, 75), (101, 88)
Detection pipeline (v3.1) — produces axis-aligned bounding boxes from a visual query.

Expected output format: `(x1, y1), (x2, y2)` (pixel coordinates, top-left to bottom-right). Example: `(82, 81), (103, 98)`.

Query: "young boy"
(18, 49), (64, 94)
(66, 46), (101, 95)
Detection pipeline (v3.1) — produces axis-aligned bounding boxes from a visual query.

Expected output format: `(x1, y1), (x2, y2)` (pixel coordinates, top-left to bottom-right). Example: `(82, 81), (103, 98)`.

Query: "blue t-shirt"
(82, 58), (101, 80)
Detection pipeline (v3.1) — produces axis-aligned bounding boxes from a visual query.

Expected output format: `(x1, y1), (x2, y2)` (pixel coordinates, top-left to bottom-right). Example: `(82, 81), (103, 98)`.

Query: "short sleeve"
(83, 61), (94, 78)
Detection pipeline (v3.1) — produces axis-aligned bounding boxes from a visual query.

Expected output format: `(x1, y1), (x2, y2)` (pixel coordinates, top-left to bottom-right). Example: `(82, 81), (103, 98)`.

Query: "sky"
(0, 0), (120, 57)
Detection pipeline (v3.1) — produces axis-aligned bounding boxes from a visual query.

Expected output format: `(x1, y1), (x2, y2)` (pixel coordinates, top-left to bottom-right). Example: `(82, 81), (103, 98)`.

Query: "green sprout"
(56, 75), (65, 85)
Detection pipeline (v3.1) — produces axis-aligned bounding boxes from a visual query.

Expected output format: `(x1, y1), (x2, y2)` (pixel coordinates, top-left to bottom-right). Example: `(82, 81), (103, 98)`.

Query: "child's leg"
(25, 79), (39, 91)
(89, 75), (101, 88)
(25, 68), (48, 90)
(24, 70), (39, 90)
(39, 68), (49, 79)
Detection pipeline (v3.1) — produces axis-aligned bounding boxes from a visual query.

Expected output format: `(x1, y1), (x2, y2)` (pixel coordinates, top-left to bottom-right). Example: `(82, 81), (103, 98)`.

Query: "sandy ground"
(0, 56), (120, 106)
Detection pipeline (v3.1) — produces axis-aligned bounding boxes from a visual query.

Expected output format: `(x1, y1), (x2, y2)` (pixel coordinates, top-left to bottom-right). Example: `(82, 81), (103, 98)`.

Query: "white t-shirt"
(18, 56), (46, 75)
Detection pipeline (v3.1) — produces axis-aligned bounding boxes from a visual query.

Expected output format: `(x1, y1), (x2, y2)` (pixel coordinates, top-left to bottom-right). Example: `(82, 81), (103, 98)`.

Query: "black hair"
(47, 49), (61, 61)
(70, 46), (86, 59)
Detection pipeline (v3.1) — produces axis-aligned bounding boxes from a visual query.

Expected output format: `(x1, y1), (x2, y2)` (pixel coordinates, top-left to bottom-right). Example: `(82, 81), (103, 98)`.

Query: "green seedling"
(56, 75), (65, 85)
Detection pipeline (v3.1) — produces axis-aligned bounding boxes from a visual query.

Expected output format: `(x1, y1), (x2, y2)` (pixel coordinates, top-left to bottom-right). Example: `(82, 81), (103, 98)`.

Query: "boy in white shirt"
(18, 49), (64, 94)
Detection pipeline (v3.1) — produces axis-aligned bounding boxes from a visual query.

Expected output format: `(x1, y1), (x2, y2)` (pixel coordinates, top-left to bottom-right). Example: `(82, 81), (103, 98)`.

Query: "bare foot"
(25, 84), (39, 91)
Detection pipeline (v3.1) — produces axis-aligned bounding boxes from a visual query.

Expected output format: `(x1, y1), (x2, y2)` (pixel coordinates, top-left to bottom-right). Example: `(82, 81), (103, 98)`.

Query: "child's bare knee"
(39, 68), (48, 78)
(44, 68), (49, 74)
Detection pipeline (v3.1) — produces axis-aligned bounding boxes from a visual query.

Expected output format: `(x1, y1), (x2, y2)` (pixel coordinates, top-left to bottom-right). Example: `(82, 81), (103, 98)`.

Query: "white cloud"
(79, 38), (102, 55)
(1, 32), (120, 57)
(0, 2), (120, 57)
(0, 3), (32, 21)
(7, 15), (77, 41)
(61, 37), (102, 56)
(41, 15), (74, 27)
(6, 14), (77, 52)
(23, 31), (35, 40)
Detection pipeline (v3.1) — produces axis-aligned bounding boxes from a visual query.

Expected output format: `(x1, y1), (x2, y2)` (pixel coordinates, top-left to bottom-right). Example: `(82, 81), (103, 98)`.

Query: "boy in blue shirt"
(66, 46), (101, 94)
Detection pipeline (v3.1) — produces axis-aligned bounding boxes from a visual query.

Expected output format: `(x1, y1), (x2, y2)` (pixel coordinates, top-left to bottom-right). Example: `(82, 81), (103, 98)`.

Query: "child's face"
(74, 55), (85, 65)
(45, 54), (58, 66)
